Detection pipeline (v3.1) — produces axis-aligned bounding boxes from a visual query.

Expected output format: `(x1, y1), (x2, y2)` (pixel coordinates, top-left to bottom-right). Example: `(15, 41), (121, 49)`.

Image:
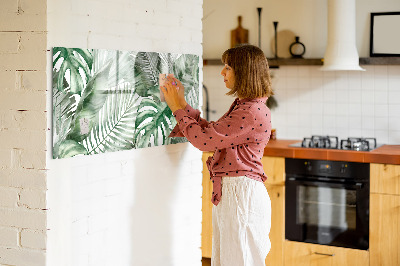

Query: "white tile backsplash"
(204, 65), (400, 144)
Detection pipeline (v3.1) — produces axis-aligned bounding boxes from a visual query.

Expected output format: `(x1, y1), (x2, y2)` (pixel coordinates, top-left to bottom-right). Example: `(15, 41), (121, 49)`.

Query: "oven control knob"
(304, 161), (312, 171)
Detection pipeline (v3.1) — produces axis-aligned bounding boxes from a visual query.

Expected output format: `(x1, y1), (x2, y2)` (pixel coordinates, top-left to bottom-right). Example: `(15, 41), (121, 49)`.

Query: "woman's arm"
(162, 77), (211, 137)
(172, 106), (257, 152)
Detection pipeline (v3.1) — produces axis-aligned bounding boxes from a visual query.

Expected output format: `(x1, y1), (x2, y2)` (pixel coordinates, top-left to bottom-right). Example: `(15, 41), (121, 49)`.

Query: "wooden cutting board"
(231, 16), (249, 48)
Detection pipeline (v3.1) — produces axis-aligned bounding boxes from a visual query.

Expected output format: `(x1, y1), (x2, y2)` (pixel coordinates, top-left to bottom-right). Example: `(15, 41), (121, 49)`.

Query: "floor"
(202, 257), (211, 266)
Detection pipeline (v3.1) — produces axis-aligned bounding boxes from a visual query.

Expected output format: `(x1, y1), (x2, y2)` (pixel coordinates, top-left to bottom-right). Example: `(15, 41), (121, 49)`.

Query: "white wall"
(203, 0), (400, 145)
(46, 0), (203, 266)
(0, 0), (48, 265)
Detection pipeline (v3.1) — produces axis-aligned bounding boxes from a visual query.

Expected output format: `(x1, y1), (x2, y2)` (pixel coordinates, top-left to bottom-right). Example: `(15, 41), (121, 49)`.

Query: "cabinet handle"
(313, 252), (335, 257)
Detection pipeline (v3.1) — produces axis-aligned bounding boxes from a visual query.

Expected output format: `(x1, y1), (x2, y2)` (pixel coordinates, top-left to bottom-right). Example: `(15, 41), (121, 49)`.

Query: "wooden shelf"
(268, 58), (323, 67)
(203, 58), (323, 67)
(203, 57), (400, 67)
(359, 57), (400, 65)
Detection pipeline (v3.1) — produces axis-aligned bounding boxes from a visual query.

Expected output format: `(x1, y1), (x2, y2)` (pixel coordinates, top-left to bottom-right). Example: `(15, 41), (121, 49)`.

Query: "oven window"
(297, 186), (356, 230)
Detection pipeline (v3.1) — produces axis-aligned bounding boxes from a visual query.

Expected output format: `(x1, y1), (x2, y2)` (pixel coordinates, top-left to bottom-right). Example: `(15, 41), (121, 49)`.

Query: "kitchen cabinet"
(284, 241), (369, 266)
(202, 152), (213, 258)
(201, 154), (286, 265)
(370, 163), (400, 195)
(370, 163), (400, 266)
(261, 156), (285, 266)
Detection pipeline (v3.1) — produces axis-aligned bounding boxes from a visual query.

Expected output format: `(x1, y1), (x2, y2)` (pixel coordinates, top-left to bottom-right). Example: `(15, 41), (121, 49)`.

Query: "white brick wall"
(0, 0), (48, 265)
(46, 1), (203, 266)
(203, 65), (400, 144)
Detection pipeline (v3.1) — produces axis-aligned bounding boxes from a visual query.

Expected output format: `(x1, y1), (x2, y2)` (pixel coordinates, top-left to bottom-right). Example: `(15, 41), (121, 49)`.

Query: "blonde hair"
(221, 44), (273, 99)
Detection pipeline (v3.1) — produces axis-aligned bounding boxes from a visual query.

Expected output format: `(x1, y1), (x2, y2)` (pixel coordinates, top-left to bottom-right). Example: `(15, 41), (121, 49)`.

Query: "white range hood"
(320, 0), (365, 71)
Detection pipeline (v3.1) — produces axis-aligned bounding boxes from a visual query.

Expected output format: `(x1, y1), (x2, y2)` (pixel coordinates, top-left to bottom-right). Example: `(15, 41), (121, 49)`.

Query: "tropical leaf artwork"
(52, 47), (200, 159)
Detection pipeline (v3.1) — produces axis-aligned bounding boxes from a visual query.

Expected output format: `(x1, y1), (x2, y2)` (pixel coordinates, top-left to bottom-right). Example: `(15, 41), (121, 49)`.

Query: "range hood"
(320, 0), (365, 71)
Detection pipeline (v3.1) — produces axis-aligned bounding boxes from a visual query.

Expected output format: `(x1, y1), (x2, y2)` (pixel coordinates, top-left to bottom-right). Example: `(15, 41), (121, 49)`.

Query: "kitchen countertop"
(263, 139), (400, 165)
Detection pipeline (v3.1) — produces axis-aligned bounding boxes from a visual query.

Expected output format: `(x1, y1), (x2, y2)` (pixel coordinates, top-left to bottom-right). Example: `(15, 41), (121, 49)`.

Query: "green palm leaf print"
(52, 47), (199, 159)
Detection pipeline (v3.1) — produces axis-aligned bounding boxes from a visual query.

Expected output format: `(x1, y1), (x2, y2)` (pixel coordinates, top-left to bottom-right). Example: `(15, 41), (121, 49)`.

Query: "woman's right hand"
(171, 77), (187, 109)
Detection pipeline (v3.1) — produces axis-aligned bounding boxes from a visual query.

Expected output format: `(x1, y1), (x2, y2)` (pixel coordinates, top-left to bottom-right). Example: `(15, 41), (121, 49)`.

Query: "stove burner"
(295, 136), (378, 151)
(340, 137), (377, 151)
(301, 135), (339, 149)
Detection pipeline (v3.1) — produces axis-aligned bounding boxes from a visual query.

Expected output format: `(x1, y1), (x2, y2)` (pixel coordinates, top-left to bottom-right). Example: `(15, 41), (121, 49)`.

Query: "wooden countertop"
(263, 139), (400, 165)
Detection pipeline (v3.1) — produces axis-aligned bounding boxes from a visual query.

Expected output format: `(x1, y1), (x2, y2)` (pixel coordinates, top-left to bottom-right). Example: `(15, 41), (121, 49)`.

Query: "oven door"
(285, 177), (369, 250)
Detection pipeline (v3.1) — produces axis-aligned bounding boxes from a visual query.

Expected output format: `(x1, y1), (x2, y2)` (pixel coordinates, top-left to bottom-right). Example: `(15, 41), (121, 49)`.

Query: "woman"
(161, 44), (273, 266)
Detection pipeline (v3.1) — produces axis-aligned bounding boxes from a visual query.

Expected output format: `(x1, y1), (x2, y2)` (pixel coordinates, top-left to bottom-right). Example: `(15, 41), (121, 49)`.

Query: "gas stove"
(289, 135), (381, 151)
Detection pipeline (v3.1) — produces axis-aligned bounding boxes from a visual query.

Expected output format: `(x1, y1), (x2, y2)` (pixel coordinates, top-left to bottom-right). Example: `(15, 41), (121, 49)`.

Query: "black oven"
(285, 158), (369, 250)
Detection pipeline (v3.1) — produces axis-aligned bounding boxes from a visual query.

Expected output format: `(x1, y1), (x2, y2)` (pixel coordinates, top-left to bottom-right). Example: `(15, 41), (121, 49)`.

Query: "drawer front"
(284, 241), (369, 266)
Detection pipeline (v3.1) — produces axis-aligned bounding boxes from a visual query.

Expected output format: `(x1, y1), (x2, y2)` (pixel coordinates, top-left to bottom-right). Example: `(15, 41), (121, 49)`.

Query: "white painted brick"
(0, 129), (46, 150)
(0, 13), (46, 32)
(16, 70), (47, 91)
(0, 208), (46, 230)
(0, 0), (18, 13)
(19, 189), (46, 209)
(150, 11), (180, 27)
(0, 227), (19, 247)
(136, 24), (170, 41)
(87, 2), (127, 23)
(120, 36), (153, 52)
(20, 150), (46, 170)
(20, 229), (46, 250)
(178, 41), (202, 56)
(0, 71), (16, 90)
(180, 15), (202, 30)
(0, 110), (47, 131)
(88, 19), (127, 37)
(0, 187), (19, 208)
(11, 148), (23, 169)
(0, 51), (47, 72)
(0, 169), (47, 189)
(87, 33), (125, 51)
(166, 0), (191, 15)
(0, 33), (20, 54)
(0, 247), (45, 266)
(189, 3), (203, 19)
(0, 90), (46, 111)
(71, 218), (88, 237)
(19, 0), (47, 15)
(88, 212), (109, 233)
(191, 32), (203, 44)
(105, 178), (123, 196)
(121, 9), (151, 25)
(0, 149), (11, 169)
(129, 0), (167, 13)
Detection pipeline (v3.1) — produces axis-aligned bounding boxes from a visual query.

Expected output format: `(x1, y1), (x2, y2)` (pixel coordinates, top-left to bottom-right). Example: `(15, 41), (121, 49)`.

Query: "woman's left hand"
(161, 76), (184, 113)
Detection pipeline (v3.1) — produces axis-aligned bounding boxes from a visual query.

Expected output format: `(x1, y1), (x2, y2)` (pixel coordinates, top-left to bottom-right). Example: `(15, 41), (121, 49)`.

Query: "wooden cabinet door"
(284, 241), (369, 266)
(370, 163), (400, 195)
(370, 193), (400, 266)
(202, 152), (213, 258)
(264, 184), (285, 266)
(262, 156), (285, 186)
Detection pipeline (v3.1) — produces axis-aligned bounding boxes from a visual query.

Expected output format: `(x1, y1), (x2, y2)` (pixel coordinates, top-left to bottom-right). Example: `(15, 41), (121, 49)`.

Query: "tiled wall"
(46, 0), (203, 265)
(203, 65), (400, 144)
(0, 0), (48, 265)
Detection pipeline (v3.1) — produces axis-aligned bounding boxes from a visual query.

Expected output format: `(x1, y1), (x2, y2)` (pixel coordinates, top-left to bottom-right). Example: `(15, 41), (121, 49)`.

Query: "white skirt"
(212, 176), (271, 266)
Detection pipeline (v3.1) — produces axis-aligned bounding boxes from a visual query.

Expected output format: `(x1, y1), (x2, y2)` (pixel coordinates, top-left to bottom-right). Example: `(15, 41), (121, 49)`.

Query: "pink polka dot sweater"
(169, 97), (272, 206)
